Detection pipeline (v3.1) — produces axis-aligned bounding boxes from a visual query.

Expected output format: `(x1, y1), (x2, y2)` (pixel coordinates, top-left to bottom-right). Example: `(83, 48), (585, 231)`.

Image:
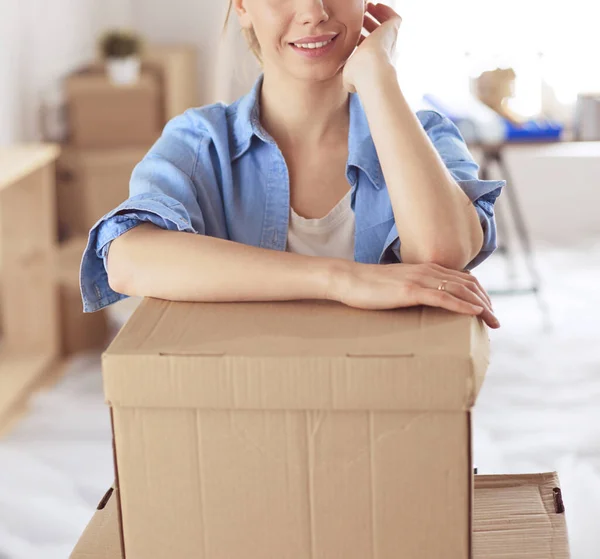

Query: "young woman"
(80, 0), (504, 328)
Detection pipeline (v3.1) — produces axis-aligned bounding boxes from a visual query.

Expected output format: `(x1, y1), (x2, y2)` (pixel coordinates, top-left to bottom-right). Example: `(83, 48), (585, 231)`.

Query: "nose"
(296, 0), (330, 26)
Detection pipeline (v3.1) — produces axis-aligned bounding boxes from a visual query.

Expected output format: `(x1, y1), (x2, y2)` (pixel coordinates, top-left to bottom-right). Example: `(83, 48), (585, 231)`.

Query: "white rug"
(0, 242), (599, 559)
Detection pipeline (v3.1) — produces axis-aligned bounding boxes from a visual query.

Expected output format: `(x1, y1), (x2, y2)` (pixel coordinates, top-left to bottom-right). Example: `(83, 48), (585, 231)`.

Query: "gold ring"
(438, 280), (448, 291)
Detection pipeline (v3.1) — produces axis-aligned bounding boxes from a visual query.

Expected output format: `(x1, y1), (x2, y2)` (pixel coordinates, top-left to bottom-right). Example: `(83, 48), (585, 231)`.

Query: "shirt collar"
(230, 73), (270, 158)
(230, 73), (384, 190)
(347, 89), (384, 190)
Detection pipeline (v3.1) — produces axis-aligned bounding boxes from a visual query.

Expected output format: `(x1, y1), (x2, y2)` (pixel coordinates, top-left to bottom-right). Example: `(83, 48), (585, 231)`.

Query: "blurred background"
(0, 0), (599, 557)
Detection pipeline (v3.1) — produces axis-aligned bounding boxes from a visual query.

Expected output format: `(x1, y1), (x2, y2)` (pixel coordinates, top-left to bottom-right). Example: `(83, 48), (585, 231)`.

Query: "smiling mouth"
(290, 35), (338, 49)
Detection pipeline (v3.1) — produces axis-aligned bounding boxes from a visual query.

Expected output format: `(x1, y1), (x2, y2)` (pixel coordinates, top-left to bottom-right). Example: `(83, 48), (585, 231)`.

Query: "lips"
(290, 33), (338, 45)
(289, 35), (339, 58)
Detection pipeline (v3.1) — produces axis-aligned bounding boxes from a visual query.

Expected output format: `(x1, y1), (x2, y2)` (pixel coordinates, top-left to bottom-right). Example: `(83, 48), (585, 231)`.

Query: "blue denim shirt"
(80, 73), (505, 313)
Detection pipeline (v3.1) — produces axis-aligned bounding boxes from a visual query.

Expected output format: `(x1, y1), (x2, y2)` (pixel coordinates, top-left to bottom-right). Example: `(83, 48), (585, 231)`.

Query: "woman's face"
(234, 0), (367, 80)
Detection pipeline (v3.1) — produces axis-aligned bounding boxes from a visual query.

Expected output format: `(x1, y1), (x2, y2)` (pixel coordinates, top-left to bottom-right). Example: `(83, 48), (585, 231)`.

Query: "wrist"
(318, 258), (355, 303)
(354, 56), (397, 91)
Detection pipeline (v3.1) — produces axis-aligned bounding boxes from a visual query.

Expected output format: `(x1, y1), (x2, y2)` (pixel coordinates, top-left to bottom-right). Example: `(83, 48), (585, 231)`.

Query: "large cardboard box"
(70, 473), (570, 559)
(87, 44), (199, 123)
(56, 146), (149, 239)
(66, 70), (162, 149)
(103, 299), (490, 558)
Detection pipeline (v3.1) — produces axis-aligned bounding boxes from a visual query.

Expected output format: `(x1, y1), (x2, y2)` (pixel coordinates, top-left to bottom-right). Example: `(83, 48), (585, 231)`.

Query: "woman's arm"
(107, 223), (337, 303)
(344, 3), (490, 270)
(107, 223), (500, 328)
(356, 67), (484, 270)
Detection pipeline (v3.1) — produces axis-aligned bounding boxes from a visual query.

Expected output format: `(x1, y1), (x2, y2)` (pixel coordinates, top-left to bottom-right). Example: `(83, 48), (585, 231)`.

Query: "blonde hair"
(223, 1), (263, 65)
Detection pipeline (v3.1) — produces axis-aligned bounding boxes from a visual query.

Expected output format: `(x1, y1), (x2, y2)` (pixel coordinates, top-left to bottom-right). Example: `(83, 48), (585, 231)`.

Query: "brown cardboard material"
(58, 237), (109, 354)
(70, 487), (122, 559)
(70, 474), (570, 559)
(473, 473), (570, 557)
(66, 70), (162, 149)
(56, 146), (150, 239)
(142, 44), (199, 119)
(104, 298), (491, 558)
(88, 44), (199, 123)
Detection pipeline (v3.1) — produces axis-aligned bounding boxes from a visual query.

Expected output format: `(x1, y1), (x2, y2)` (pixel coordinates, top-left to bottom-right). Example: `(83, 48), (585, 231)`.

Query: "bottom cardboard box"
(71, 473), (569, 558)
(58, 237), (110, 355)
(56, 145), (151, 241)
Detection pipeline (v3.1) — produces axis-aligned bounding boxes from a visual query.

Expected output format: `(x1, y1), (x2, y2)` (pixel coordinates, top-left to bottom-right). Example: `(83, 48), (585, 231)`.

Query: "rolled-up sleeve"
(420, 110), (506, 269)
(80, 111), (213, 313)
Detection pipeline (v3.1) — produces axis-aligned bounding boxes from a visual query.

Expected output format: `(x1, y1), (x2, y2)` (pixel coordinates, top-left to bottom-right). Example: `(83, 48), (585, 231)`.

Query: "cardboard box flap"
(70, 487), (122, 559)
(70, 473), (570, 559)
(103, 299), (489, 411)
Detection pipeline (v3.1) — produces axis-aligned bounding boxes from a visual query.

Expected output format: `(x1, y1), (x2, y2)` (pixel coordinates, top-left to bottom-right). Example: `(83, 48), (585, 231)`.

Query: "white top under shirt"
(286, 190), (355, 261)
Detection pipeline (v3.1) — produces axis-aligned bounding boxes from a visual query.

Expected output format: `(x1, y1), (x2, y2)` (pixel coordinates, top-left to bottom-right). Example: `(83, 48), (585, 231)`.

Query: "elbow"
(402, 243), (473, 271)
(106, 236), (137, 296)
(419, 252), (470, 271)
(107, 267), (130, 296)
(404, 225), (483, 271)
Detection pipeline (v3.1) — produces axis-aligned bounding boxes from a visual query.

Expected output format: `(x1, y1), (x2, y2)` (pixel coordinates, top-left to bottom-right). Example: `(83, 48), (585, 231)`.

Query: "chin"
(293, 66), (341, 83)
(277, 49), (347, 82)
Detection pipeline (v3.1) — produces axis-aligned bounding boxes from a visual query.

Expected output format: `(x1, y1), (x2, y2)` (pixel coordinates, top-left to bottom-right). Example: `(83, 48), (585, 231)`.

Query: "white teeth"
(293, 37), (334, 49)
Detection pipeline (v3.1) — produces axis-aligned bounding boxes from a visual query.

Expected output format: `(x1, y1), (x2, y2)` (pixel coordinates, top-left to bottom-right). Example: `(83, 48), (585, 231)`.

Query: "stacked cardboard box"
(57, 44), (199, 240)
(55, 44), (199, 354)
(72, 474), (570, 558)
(56, 146), (151, 239)
(66, 71), (162, 149)
(57, 237), (109, 355)
(67, 299), (570, 557)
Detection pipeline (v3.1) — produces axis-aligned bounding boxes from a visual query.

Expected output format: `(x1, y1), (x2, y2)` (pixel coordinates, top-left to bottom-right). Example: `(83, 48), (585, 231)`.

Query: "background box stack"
(56, 44), (198, 354)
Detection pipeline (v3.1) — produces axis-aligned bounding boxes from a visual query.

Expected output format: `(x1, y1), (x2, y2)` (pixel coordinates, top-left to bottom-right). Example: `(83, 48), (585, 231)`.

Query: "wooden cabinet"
(0, 144), (108, 433)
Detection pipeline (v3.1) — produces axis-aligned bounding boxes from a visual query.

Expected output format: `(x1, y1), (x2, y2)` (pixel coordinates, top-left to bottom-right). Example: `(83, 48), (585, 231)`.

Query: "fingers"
(408, 265), (499, 328)
(366, 2), (402, 25)
(426, 264), (493, 309)
(416, 287), (487, 319)
(439, 281), (499, 328)
(414, 271), (499, 328)
(450, 268), (492, 308)
(415, 287), (499, 329)
(363, 13), (379, 33)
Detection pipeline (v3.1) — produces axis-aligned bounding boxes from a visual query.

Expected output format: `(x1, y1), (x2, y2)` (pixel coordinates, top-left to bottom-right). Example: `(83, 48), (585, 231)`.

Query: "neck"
(259, 70), (350, 149)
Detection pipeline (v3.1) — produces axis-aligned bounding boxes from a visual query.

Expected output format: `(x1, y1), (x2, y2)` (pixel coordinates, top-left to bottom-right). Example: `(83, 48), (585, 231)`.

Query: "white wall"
(130, 0), (260, 105)
(0, 1), (21, 146)
(0, 0), (133, 145)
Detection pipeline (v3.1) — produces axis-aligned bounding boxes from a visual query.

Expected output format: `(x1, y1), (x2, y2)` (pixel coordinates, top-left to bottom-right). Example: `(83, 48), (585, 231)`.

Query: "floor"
(0, 241), (599, 559)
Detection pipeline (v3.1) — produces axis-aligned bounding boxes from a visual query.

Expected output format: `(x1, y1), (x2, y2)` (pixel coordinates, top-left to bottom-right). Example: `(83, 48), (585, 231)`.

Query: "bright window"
(390, 0), (598, 117)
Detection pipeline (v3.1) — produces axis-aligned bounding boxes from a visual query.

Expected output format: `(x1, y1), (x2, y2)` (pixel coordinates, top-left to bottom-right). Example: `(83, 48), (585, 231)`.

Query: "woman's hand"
(328, 261), (500, 329)
(343, 2), (402, 94)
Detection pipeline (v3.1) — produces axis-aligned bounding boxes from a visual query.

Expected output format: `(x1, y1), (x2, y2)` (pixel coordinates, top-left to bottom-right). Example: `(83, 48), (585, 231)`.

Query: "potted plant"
(99, 30), (143, 86)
